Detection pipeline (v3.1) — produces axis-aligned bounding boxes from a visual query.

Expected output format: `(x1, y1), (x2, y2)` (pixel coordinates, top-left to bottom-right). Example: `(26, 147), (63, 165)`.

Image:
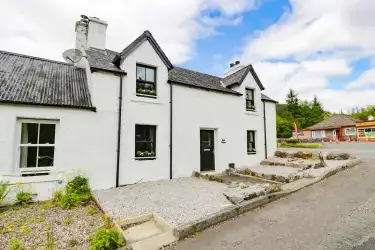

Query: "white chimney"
(75, 15), (108, 51)
(224, 60), (245, 78)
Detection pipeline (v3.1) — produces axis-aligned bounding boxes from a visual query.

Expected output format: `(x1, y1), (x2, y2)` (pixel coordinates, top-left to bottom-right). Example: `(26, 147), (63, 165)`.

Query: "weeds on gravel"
(64, 216), (72, 225)
(192, 171), (225, 183)
(43, 225), (57, 250)
(57, 176), (92, 209)
(69, 239), (79, 248)
(87, 206), (98, 216)
(9, 237), (25, 250)
(89, 213), (125, 250)
(0, 181), (10, 205)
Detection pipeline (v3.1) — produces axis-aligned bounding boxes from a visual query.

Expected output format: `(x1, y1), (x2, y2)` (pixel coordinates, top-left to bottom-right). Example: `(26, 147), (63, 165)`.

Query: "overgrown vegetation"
(89, 213), (125, 250)
(16, 191), (33, 206)
(192, 171), (225, 183)
(279, 142), (320, 149)
(350, 105), (375, 121)
(277, 89), (326, 138)
(0, 181), (10, 205)
(59, 176), (92, 209)
(238, 168), (289, 183)
(9, 237), (25, 250)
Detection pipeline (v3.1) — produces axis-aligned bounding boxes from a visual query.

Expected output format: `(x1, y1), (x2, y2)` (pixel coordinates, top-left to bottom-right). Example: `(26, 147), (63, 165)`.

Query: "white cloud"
(237, 0), (375, 111)
(0, 0), (259, 64)
(346, 68), (375, 89)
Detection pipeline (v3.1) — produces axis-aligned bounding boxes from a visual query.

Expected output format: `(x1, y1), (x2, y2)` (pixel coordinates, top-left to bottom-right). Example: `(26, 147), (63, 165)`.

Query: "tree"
(285, 89), (300, 118)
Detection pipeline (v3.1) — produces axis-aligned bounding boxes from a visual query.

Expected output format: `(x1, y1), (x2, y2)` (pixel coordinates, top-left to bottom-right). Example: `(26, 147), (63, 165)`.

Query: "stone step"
(132, 232), (178, 250)
(124, 219), (165, 244)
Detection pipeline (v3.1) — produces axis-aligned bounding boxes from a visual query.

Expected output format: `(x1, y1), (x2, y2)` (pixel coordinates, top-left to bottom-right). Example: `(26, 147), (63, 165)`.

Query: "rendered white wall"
(87, 18), (107, 50)
(265, 101), (277, 157)
(172, 73), (266, 178)
(0, 71), (121, 201)
(119, 40), (170, 185)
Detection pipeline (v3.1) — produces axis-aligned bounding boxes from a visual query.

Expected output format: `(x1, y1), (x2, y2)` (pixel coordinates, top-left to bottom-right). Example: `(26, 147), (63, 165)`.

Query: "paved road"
(171, 143), (375, 250)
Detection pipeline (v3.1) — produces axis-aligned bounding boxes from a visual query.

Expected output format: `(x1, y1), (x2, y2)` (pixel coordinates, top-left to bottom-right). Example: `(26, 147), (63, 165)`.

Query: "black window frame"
(247, 130), (256, 154)
(245, 88), (255, 111)
(136, 64), (157, 98)
(135, 125), (157, 160)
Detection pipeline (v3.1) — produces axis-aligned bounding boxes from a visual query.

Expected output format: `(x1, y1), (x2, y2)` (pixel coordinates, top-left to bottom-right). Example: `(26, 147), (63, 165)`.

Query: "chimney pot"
(235, 60), (240, 65)
(230, 63), (235, 68)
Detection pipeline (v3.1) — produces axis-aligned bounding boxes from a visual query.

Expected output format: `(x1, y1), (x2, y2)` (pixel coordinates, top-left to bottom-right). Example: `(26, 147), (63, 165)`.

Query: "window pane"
(38, 147), (55, 167)
(39, 124), (56, 144)
(21, 123), (38, 144)
(136, 66), (146, 80)
(135, 125), (156, 157)
(19, 146), (37, 168)
(146, 68), (155, 82)
(246, 89), (253, 100)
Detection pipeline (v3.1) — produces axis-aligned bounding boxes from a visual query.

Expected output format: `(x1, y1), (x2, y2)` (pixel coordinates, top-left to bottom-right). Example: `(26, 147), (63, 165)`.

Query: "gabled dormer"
(222, 61), (265, 113)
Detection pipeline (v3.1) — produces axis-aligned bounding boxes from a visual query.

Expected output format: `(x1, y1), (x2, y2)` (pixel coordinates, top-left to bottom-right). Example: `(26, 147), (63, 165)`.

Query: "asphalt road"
(170, 143), (375, 250)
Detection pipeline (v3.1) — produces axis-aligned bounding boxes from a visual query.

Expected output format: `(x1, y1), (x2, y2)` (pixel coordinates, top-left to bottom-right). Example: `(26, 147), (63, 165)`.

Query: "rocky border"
(172, 158), (362, 240)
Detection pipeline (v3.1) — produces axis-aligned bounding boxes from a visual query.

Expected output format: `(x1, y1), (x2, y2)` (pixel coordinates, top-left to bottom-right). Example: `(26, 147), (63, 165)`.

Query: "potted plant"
(136, 151), (144, 157)
(246, 104), (255, 110)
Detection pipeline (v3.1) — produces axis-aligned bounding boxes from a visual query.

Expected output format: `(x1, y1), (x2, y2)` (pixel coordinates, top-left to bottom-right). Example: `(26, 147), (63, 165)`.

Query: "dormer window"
(136, 64), (157, 98)
(245, 88), (255, 111)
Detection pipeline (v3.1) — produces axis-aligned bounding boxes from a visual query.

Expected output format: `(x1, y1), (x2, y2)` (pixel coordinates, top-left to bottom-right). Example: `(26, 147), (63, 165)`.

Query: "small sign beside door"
(221, 139), (226, 144)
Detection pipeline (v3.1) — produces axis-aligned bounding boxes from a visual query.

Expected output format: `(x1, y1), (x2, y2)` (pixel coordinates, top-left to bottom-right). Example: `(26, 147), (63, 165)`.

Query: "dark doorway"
(200, 130), (215, 172)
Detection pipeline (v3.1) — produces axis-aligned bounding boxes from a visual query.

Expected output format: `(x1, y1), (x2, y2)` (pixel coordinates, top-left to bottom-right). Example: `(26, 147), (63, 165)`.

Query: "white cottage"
(0, 16), (277, 201)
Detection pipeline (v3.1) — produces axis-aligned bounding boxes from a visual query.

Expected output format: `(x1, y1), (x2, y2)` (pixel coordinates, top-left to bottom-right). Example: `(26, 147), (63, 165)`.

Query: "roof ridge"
(0, 50), (75, 66)
(222, 64), (251, 80)
(174, 66), (222, 79)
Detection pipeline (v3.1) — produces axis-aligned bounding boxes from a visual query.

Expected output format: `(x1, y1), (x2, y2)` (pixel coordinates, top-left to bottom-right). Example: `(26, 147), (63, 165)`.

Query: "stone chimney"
(75, 15), (108, 51)
(224, 60), (245, 78)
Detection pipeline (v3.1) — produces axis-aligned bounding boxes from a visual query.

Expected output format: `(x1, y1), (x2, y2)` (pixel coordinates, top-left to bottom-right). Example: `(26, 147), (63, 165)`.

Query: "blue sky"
(1, 0), (375, 111)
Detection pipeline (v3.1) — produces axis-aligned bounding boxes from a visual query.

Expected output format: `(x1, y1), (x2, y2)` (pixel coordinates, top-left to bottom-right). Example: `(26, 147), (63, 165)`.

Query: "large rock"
(293, 151), (313, 159)
(275, 151), (290, 158)
(326, 152), (351, 160)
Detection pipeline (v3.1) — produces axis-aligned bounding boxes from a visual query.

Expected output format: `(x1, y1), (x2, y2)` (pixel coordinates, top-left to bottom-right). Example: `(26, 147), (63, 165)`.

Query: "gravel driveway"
(94, 177), (233, 227)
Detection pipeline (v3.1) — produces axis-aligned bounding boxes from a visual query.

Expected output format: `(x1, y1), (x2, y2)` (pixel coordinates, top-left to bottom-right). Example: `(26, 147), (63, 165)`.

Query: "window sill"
(135, 157), (157, 161)
(246, 108), (256, 112)
(247, 151), (257, 155)
(136, 93), (157, 99)
(244, 111), (259, 116)
(132, 96), (161, 104)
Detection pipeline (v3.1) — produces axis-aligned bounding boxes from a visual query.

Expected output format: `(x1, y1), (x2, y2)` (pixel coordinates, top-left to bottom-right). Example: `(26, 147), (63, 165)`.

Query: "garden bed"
(0, 201), (102, 249)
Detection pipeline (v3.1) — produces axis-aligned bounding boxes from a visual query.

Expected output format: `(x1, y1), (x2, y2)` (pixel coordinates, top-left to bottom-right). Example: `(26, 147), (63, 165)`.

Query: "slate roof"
(308, 114), (362, 130)
(222, 65), (265, 90)
(116, 30), (173, 70)
(86, 48), (125, 74)
(0, 50), (94, 110)
(261, 93), (278, 103)
(168, 67), (242, 95)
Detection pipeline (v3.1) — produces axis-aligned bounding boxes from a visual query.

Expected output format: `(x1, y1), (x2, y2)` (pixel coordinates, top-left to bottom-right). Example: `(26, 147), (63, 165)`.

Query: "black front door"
(200, 130), (215, 171)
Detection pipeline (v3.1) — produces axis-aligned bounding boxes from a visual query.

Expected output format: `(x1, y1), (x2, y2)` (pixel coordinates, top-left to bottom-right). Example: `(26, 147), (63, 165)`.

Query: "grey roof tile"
(168, 67), (242, 95)
(261, 93), (278, 103)
(117, 30), (173, 70)
(308, 114), (362, 130)
(86, 48), (125, 74)
(0, 50), (94, 110)
(222, 65), (265, 90)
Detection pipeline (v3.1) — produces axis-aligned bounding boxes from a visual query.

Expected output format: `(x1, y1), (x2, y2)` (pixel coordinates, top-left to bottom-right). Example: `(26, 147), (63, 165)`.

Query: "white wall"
(172, 73), (267, 178)
(118, 40), (170, 185)
(264, 101), (277, 157)
(0, 71), (121, 202)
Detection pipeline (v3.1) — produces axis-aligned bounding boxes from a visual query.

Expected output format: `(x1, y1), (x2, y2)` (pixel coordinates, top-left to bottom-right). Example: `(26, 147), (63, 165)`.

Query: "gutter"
(169, 80), (173, 179)
(263, 101), (268, 159)
(116, 73), (125, 187)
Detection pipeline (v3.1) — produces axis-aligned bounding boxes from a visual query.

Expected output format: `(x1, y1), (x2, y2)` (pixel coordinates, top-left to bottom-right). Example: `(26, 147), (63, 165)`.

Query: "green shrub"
(89, 213), (125, 250)
(16, 191), (33, 206)
(90, 228), (125, 250)
(59, 176), (92, 209)
(52, 189), (64, 204)
(66, 176), (91, 196)
(0, 181), (10, 205)
(285, 138), (299, 144)
(60, 193), (82, 209)
(9, 237), (25, 250)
